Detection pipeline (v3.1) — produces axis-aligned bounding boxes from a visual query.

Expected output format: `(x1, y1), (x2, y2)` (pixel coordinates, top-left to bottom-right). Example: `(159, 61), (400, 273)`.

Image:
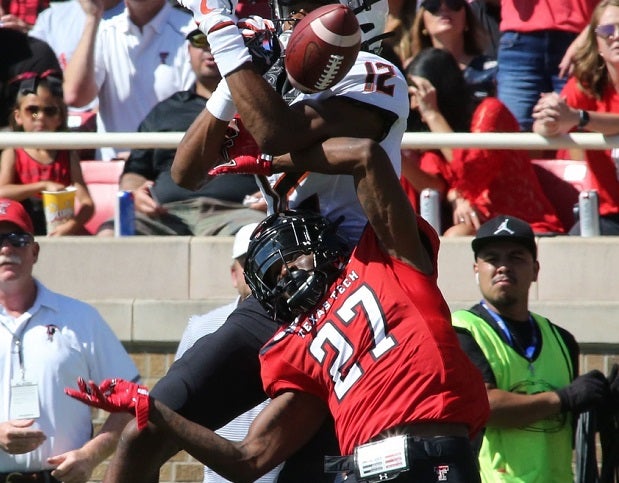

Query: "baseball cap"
(472, 215), (536, 259)
(232, 223), (259, 260)
(0, 199), (34, 234)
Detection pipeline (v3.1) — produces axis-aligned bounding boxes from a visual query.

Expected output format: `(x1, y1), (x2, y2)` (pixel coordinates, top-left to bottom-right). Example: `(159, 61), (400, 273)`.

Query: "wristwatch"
(578, 109), (590, 129)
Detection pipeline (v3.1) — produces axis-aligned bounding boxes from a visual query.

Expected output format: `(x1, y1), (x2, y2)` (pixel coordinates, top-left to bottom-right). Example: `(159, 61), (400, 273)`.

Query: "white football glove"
(237, 16), (280, 74)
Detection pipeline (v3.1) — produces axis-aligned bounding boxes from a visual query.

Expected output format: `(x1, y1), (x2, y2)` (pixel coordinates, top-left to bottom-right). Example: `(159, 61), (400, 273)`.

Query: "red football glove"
(65, 377), (150, 430)
(210, 116), (273, 176)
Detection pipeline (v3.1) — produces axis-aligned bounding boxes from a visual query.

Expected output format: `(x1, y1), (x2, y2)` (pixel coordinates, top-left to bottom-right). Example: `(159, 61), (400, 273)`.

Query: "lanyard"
(0, 314), (33, 381)
(480, 300), (538, 362)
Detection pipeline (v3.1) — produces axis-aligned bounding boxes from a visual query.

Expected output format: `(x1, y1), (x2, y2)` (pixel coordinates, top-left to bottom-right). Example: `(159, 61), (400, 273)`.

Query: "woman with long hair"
(533, 0), (619, 235)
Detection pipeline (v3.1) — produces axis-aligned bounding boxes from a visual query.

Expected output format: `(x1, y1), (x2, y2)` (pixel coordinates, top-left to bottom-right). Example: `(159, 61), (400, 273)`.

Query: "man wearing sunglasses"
(0, 199), (141, 482)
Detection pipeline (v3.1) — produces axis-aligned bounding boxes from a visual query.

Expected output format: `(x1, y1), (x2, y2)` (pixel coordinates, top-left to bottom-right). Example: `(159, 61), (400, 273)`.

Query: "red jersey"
(450, 97), (564, 233)
(561, 77), (619, 217)
(14, 148), (72, 193)
(259, 220), (489, 454)
(499, 0), (596, 34)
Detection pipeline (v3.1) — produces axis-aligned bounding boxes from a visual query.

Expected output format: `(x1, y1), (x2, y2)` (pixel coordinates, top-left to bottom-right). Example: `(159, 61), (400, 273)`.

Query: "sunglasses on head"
(187, 31), (211, 50)
(0, 232), (33, 248)
(24, 105), (60, 118)
(421, 0), (466, 14)
(595, 23), (619, 40)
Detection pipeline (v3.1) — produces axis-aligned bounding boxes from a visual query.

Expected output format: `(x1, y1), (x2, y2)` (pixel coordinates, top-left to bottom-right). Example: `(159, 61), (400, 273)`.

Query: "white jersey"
(268, 51), (408, 245)
(93, 2), (196, 159)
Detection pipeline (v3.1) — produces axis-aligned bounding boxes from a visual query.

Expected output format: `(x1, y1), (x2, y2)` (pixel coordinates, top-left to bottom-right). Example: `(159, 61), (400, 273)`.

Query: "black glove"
(556, 369), (610, 413)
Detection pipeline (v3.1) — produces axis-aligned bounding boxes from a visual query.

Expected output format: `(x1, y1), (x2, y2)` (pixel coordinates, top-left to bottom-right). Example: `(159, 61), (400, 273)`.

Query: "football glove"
(65, 377), (150, 430)
(237, 16), (280, 74)
(210, 116), (273, 176)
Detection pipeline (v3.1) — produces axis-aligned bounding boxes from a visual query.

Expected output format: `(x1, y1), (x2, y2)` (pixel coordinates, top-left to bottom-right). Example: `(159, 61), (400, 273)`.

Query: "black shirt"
(123, 86), (258, 205)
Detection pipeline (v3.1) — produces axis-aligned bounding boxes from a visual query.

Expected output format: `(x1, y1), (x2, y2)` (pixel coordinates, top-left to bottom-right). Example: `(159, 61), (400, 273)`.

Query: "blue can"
(114, 190), (135, 236)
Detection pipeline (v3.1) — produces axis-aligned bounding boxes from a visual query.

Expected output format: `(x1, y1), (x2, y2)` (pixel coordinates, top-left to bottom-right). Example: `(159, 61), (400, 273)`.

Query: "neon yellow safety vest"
(452, 310), (574, 483)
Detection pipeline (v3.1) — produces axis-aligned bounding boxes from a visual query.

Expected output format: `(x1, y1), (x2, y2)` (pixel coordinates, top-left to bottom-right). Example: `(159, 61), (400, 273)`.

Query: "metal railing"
(1, 131), (619, 150)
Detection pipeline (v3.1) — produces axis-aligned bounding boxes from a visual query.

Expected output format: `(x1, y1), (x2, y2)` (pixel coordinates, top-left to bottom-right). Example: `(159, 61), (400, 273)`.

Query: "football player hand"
(65, 377), (151, 430)
(211, 116), (272, 176)
(237, 16), (281, 74)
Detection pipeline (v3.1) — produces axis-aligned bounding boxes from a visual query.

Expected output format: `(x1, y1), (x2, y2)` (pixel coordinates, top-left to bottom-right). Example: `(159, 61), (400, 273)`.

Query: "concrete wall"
(33, 235), (619, 346)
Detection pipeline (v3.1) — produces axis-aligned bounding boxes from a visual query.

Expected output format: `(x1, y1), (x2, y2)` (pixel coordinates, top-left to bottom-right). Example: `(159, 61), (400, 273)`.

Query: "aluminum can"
(420, 188), (441, 235)
(578, 190), (600, 237)
(114, 190), (135, 236)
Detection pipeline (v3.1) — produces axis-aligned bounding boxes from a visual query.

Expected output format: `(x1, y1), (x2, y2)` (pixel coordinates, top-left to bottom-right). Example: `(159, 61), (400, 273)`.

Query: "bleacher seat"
(79, 160), (124, 234)
(531, 159), (595, 231)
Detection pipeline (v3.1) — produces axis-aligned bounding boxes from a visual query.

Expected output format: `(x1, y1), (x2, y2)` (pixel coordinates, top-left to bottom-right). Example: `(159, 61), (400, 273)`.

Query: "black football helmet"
(244, 211), (350, 323)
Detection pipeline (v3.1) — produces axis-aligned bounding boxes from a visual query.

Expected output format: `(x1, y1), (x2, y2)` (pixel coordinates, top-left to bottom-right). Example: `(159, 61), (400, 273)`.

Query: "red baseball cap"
(0, 199), (34, 234)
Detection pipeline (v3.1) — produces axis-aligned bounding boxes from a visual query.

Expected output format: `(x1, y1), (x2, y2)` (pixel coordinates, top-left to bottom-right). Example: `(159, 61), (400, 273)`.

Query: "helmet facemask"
(245, 211), (349, 323)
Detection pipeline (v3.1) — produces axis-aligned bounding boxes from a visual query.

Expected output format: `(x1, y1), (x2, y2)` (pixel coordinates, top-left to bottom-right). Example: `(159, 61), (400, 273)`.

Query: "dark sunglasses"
(187, 31), (211, 50)
(24, 105), (61, 118)
(421, 0), (466, 14)
(0, 232), (33, 248)
(595, 23), (619, 40)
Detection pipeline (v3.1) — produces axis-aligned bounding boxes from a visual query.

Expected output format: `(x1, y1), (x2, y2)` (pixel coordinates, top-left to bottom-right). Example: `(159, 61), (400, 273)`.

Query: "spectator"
(452, 215), (610, 482)
(30, 0), (124, 70)
(406, 48), (564, 236)
(68, 136), (490, 482)
(408, 0), (497, 100)
(0, 198), (140, 482)
(0, 29), (60, 129)
(63, 0), (195, 160)
(94, 0), (410, 479)
(175, 222), (282, 483)
(0, 71), (94, 236)
(0, 0), (48, 34)
(532, 0), (619, 236)
(496, 0), (598, 132)
(96, 29), (265, 236)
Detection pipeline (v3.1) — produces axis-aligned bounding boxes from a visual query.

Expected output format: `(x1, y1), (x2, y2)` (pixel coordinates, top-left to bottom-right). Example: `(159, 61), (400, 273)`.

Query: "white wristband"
(206, 79), (236, 121)
(207, 24), (252, 77)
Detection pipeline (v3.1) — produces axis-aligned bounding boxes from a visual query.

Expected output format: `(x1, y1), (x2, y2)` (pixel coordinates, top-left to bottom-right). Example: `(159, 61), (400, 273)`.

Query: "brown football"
(285, 4), (361, 93)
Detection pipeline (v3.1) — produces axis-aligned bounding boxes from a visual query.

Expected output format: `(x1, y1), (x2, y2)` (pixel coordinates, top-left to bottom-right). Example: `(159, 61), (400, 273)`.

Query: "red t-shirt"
(560, 77), (619, 217)
(450, 97), (564, 233)
(259, 221), (489, 454)
(14, 148), (72, 192)
(2, 0), (49, 25)
(499, 0), (597, 33)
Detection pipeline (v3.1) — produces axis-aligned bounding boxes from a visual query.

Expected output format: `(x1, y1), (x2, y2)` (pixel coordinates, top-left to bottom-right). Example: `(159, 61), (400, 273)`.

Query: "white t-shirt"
(93, 2), (196, 159)
(0, 280), (139, 472)
(30, 0), (125, 70)
(268, 51), (409, 245)
(175, 298), (282, 483)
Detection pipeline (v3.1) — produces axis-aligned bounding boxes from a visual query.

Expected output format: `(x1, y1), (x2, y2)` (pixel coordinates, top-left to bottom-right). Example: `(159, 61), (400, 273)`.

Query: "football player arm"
(225, 67), (387, 155)
(172, 108), (229, 190)
(282, 137), (433, 274)
(148, 390), (328, 482)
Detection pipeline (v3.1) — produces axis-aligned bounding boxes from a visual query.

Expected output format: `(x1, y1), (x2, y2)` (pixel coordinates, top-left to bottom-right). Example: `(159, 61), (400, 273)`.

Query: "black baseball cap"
(472, 215), (537, 259)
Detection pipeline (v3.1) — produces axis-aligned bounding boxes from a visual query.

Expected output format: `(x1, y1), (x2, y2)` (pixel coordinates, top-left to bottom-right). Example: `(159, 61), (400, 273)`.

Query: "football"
(284, 4), (361, 93)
